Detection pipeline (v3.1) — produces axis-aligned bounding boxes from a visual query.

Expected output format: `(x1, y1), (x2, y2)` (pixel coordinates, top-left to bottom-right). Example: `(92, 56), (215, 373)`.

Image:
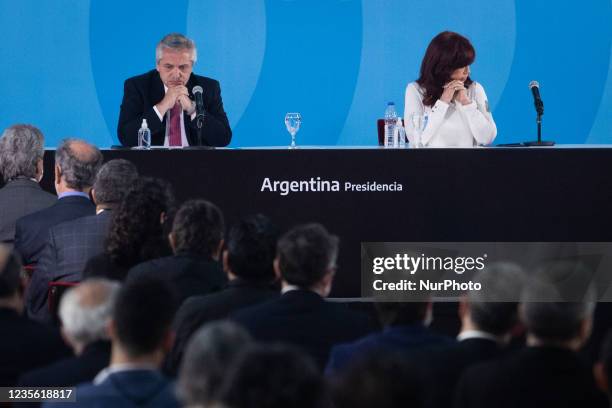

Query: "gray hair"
(177, 321), (251, 406)
(55, 138), (103, 191)
(156, 33), (197, 64)
(59, 279), (120, 346)
(468, 262), (525, 336)
(93, 159), (139, 205)
(521, 261), (596, 342)
(0, 124), (44, 182)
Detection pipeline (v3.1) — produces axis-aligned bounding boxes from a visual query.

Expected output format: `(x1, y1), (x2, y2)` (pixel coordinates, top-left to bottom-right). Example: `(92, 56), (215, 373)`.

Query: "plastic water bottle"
(384, 102), (398, 148)
(395, 117), (406, 148)
(138, 119), (151, 149)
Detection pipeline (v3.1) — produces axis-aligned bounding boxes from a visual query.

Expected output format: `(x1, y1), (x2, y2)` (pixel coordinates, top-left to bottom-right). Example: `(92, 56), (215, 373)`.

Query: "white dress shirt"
(404, 81), (497, 147)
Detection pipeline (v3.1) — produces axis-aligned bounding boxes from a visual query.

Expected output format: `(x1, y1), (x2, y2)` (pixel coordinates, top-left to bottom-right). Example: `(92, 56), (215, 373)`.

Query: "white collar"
(281, 284), (300, 294)
(93, 363), (158, 385)
(457, 330), (501, 343)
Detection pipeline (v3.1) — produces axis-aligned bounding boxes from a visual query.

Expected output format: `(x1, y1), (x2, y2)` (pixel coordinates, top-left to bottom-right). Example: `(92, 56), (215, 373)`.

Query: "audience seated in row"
(412, 262), (525, 408)
(15, 138), (102, 267)
(232, 223), (374, 369)
(454, 261), (607, 407)
(83, 177), (175, 281)
(19, 279), (118, 389)
(44, 277), (180, 407)
(27, 159), (138, 323)
(127, 199), (227, 304)
(0, 245), (69, 387)
(0, 125), (55, 246)
(169, 214), (279, 374)
(325, 300), (451, 375)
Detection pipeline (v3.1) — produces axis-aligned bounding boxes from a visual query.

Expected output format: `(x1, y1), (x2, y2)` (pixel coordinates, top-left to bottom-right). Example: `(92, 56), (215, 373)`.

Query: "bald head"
(55, 138), (103, 192)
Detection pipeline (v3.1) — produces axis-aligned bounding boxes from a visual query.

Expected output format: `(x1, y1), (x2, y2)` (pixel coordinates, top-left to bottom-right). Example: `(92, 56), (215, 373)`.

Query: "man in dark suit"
(168, 214), (279, 374)
(0, 245), (69, 387)
(15, 138), (102, 267)
(0, 124), (56, 245)
(117, 33), (231, 147)
(325, 301), (451, 375)
(232, 223), (373, 369)
(412, 263), (525, 408)
(454, 262), (608, 408)
(44, 278), (180, 408)
(127, 199), (227, 304)
(18, 279), (119, 389)
(27, 160), (138, 322)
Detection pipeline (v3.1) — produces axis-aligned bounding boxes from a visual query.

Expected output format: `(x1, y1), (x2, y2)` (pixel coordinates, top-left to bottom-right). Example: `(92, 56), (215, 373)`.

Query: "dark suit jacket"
(42, 369), (179, 408)
(117, 69), (231, 147)
(126, 253), (227, 304)
(0, 178), (56, 244)
(232, 289), (374, 369)
(325, 324), (452, 375)
(167, 279), (278, 375)
(15, 195), (95, 265)
(26, 211), (113, 323)
(18, 340), (111, 388)
(0, 308), (70, 387)
(83, 252), (132, 282)
(412, 337), (506, 408)
(454, 346), (608, 408)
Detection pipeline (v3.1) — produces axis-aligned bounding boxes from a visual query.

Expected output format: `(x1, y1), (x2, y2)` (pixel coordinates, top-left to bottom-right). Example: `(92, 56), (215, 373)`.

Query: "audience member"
(83, 178), (175, 281)
(169, 214), (279, 374)
(454, 261), (607, 407)
(0, 124), (55, 245)
(325, 300), (450, 375)
(44, 277), (180, 407)
(177, 321), (252, 407)
(214, 344), (329, 408)
(232, 223), (372, 369)
(15, 138), (102, 266)
(331, 353), (424, 408)
(415, 263), (525, 408)
(0, 245), (69, 386)
(27, 160), (137, 322)
(19, 279), (118, 389)
(127, 199), (227, 303)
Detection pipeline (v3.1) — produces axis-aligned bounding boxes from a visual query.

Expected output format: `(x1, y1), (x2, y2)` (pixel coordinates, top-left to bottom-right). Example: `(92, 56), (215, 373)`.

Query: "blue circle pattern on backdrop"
(0, 1), (609, 146)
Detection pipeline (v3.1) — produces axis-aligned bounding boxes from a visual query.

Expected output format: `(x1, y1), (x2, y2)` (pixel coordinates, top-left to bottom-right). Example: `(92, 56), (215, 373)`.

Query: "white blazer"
(403, 81), (497, 147)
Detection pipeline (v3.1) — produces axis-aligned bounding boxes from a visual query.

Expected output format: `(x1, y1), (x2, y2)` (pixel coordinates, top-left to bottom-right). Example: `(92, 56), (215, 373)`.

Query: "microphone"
(192, 86), (205, 127)
(528, 81), (544, 116)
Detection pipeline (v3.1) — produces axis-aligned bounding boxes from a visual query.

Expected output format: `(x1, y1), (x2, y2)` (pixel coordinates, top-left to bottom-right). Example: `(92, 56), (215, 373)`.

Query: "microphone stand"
(184, 113), (213, 150)
(524, 95), (554, 147)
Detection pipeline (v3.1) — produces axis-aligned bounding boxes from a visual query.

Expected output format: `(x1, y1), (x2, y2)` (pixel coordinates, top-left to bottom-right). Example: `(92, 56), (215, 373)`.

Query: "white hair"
(59, 279), (120, 346)
(155, 33), (197, 64)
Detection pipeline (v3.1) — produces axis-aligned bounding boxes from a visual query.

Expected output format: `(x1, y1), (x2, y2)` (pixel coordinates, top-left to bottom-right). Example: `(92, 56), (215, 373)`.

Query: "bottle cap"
(141, 119), (148, 129)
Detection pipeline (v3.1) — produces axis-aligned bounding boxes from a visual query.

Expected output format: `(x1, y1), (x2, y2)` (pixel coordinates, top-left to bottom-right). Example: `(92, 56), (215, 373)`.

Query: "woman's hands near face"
(440, 80), (465, 104)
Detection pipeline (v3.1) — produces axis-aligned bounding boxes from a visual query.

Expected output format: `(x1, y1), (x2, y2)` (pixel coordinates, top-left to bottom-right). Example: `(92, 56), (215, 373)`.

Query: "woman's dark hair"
(416, 31), (475, 106)
(106, 177), (176, 268)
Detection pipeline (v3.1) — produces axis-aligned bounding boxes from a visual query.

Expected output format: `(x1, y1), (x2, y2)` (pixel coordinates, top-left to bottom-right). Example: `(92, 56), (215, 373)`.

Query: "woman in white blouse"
(404, 31), (497, 147)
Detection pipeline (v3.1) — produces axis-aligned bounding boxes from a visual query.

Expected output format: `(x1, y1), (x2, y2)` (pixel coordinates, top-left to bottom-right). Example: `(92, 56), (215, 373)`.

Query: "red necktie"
(169, 102), (182, 146)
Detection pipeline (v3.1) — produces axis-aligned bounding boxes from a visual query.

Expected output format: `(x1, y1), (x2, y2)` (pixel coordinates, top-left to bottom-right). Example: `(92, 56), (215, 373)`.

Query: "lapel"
(149, 70), (165, 120)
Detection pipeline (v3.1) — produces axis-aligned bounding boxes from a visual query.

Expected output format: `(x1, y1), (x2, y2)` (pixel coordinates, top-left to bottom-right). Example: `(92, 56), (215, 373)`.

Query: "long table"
(40, 146), (612, 297)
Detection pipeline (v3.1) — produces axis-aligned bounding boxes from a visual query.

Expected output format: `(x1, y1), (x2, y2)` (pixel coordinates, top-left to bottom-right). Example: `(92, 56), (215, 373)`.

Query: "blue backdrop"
(0, 0), (610, 147)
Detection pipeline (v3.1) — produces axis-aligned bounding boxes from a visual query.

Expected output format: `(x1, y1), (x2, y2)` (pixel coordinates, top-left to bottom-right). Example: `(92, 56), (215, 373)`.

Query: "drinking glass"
(410, 113), (427, 148)
(285, 113), (302, 149)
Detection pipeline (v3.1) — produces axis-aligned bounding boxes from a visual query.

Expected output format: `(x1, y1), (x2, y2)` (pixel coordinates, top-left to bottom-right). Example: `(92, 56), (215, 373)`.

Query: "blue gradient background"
(0, 0), (610, 147)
